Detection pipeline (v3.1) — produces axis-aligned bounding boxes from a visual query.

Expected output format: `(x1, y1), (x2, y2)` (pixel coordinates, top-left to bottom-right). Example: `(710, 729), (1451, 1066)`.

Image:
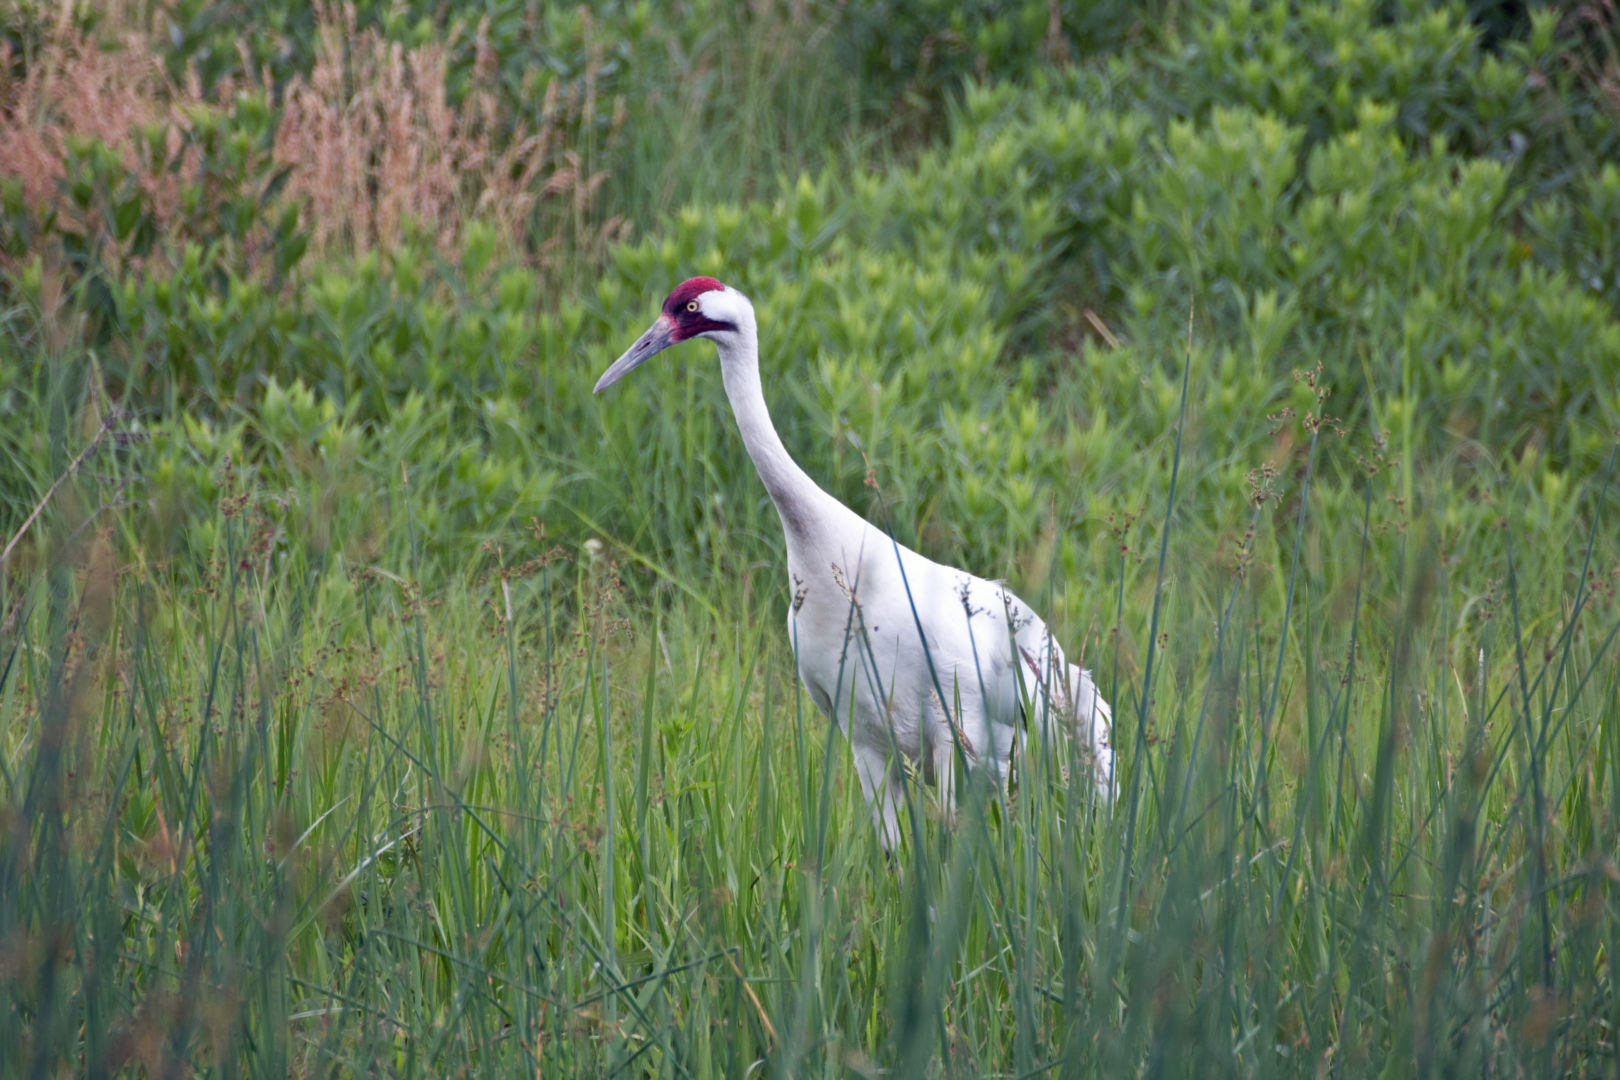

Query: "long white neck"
(713, 320), (839, 543)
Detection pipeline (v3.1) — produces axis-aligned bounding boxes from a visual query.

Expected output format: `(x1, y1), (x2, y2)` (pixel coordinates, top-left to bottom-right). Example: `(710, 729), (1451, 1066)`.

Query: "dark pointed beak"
(594, 315), (677, 393)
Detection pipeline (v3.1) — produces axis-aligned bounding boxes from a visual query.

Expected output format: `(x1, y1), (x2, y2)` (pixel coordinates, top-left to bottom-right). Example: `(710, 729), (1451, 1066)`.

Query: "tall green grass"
(3, 352), (1616, 1075)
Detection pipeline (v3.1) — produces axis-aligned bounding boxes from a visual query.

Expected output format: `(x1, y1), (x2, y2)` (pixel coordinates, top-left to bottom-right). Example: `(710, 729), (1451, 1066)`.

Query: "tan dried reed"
(270, 1), (625, 266)
(0, 0), (627, 278)
(0, 4), (190, 225)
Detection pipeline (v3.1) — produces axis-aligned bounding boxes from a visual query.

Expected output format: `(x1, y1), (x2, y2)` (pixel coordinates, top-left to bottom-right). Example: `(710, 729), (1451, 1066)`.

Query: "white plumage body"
(780, 501), (1112, 849)
(596, 278), (1114, 850)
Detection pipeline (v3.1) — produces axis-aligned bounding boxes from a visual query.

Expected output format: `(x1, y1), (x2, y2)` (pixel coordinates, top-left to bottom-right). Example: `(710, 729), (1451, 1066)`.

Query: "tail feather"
(1065, 662), (1116, 802)
(1014, 632), (1116, 802)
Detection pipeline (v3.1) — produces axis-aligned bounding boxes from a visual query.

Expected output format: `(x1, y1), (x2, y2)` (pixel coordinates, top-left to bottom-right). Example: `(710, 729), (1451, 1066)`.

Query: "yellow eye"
(686, 300), (699, 312)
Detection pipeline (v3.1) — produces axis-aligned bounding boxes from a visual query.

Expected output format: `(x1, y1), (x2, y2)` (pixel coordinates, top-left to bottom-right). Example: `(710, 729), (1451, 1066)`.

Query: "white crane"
(595, 277), (1114, 850)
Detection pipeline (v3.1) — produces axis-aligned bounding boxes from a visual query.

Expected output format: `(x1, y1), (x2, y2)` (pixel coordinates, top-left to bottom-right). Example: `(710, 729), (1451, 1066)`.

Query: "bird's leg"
(851, 742), (904, 854)
(927, 688), (975, 828)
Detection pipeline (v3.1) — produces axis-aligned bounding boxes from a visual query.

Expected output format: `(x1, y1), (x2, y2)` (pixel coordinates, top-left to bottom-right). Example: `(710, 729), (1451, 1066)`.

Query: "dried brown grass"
(0, 0), (627, 277)
(274, 2), (626, 264)
(0, 2), (204, 240)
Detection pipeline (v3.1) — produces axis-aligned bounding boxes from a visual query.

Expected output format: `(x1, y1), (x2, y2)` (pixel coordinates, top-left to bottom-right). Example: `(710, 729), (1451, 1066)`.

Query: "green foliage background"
(2, 0), (1619, 1076)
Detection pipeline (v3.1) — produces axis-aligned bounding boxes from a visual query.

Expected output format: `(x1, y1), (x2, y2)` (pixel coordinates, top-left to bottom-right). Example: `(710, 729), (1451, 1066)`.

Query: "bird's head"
(594, 277), (752, 393)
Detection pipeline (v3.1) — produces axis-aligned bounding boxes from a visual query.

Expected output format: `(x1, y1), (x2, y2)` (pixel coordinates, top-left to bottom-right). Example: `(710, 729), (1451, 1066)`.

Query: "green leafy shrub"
(1153, 1), (1617, 185)
(11, 0), (1613, 583)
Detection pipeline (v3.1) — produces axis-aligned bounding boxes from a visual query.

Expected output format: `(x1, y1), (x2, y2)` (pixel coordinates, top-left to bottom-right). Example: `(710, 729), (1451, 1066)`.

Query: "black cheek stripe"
(674, 316), (737, 341)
